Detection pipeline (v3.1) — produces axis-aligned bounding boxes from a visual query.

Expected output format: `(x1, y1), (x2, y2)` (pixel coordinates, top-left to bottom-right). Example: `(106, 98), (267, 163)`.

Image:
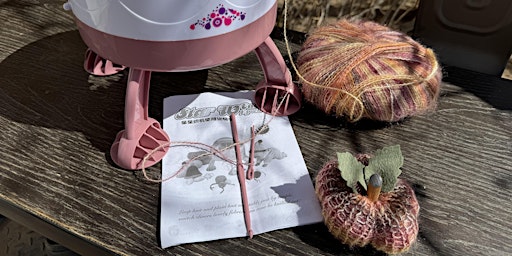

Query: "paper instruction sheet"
(160, 91), (322, 248)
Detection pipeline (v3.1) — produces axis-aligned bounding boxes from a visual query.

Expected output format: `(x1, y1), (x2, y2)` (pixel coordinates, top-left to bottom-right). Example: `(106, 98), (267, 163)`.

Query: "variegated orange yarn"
(296, 19), (442, 122)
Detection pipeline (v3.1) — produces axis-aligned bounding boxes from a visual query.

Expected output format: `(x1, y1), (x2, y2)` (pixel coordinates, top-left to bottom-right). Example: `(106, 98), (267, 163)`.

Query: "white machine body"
(64, 0), (276, 41)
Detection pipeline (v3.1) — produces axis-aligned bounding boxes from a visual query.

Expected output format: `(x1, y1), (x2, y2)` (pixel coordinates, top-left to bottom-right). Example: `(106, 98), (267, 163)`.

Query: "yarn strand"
(283, 1), (363, 117)
(140, 92), (290, 183)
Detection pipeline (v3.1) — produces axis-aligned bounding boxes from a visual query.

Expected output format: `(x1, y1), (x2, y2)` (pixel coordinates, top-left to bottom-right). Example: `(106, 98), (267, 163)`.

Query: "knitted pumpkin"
(315, 145), (419, 254)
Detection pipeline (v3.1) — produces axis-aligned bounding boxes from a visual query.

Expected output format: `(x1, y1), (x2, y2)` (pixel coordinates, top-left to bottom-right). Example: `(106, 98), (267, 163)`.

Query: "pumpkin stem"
(367, 174), (382, 202)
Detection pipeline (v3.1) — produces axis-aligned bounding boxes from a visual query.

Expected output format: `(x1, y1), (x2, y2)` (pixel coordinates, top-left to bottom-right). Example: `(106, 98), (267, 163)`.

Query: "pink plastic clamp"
(110, 69), (170, 170)
(254, 37), (302, 116)
(84, 49), (125, 76)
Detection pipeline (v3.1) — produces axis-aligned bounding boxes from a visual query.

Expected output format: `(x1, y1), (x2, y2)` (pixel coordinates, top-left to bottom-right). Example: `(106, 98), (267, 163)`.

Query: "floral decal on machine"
(190, 4), (247, 30)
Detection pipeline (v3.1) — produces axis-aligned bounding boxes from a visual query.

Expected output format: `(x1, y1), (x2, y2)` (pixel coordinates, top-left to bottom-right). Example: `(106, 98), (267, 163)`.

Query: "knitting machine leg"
(110, 69), (170, 170)
(84, 49), (125, 76)
(253, 37), (302, 116)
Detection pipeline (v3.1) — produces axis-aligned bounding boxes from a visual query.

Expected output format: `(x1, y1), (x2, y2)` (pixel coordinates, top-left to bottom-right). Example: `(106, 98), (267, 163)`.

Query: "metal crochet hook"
(247, 125), (256, 180)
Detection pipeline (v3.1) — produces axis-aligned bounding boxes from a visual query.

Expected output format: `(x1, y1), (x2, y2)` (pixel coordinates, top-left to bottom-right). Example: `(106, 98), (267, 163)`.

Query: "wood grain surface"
(1, 1), (511, 255)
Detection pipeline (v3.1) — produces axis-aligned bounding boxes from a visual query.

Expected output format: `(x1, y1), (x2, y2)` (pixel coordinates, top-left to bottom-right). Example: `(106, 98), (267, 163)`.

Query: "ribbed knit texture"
(297, 19), (442, 122)
(315, 160), (419, 254)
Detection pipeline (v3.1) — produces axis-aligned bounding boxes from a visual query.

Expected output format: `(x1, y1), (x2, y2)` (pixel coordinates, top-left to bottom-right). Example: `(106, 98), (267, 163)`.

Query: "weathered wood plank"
(0, 1), (511, 255)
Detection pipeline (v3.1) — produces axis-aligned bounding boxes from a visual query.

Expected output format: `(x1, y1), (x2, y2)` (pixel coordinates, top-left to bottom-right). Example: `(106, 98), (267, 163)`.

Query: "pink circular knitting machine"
(64, 0), (302, 170)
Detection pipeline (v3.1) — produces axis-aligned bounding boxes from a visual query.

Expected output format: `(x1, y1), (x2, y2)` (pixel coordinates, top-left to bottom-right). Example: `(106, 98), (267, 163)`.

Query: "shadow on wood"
(0, 30), (208, 156)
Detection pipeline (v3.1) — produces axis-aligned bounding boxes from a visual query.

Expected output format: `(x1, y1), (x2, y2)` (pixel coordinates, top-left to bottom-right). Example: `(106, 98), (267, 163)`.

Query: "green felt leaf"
(364, 145), (403, 192)
(337, 152), (366, 193)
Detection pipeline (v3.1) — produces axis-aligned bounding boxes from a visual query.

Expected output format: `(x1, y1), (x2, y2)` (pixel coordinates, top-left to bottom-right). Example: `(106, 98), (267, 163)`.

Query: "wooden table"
(1, 1), (511, 255)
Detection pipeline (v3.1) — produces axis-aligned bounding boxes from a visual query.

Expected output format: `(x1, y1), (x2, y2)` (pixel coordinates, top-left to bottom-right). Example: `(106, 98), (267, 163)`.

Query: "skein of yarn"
(296, 19), (442, 122)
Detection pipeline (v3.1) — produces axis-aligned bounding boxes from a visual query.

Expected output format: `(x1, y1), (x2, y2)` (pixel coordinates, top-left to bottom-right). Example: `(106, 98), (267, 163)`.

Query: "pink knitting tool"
(230, 113), (254, 238)
(64, 0), (302, 170)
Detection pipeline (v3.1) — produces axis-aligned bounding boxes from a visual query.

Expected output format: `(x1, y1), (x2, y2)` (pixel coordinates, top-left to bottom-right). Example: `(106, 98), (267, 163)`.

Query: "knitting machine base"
(91, 38), (302, 170)
(75, 3), (301, 170)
